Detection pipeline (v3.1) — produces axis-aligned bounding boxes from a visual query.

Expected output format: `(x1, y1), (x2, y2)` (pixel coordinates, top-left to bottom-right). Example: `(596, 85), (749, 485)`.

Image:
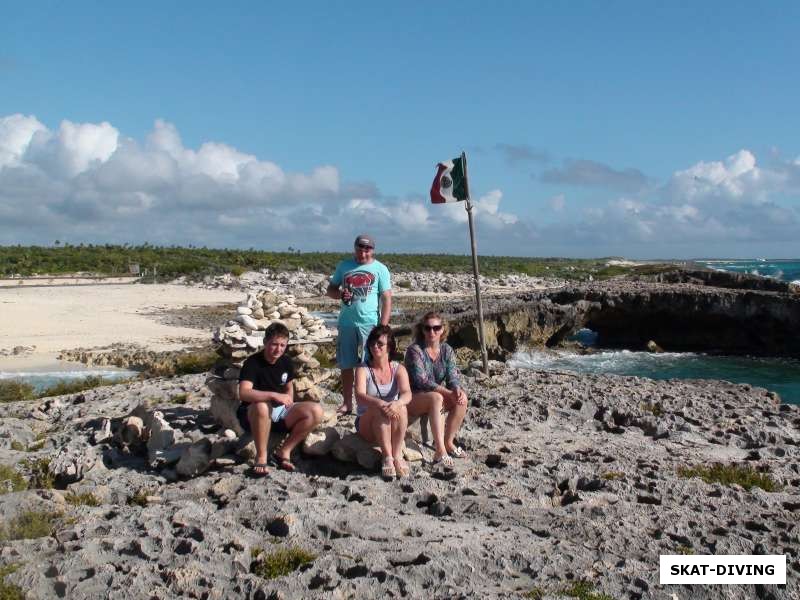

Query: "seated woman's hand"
(455, 388), (467, 406)
(381, 401), (401, 420)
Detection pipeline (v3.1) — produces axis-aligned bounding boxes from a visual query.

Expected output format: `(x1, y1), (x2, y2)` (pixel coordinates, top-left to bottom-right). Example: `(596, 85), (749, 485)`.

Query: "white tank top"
(357, 362), (399, 417)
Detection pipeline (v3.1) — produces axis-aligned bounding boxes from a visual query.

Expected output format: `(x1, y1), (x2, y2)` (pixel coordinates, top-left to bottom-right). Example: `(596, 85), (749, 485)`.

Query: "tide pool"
(0, 368), (138, 393)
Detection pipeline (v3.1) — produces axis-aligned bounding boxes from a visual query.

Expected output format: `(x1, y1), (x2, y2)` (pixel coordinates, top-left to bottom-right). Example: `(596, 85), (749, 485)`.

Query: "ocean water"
(0, 368), (138, 393)
(695, 258), (800, 284)
(509, 345), (800, 405)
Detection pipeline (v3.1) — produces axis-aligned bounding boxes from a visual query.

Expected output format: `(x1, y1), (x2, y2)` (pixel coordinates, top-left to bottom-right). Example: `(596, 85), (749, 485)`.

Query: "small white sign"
(660, 555), (786, 585)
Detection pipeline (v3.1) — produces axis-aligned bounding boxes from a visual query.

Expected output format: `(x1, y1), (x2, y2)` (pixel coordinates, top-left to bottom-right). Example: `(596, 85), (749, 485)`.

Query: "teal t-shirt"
(330, 258), (391, 328)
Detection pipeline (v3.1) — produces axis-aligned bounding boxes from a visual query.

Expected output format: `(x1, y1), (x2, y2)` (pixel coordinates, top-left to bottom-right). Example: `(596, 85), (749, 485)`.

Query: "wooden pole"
(461, 152), (489, 375)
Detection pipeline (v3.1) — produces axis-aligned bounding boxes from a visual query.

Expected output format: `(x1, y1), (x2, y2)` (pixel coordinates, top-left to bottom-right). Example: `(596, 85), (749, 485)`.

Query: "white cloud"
(665, 149), (784, 205)
(439, 189), (518, 229)
(548, 193), (565, 212)
(0, 114), (46, 168)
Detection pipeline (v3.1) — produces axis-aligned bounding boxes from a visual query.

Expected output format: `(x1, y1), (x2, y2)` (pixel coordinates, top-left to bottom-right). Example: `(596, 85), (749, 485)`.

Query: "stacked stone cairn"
(207, 290), (334, 435)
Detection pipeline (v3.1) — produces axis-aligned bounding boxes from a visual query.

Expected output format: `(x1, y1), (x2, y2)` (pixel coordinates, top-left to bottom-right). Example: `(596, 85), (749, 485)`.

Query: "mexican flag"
(430, 156), (468, 204)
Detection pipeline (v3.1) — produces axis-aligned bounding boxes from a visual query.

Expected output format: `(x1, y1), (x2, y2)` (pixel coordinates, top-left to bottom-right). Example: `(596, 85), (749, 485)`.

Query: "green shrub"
(39, 375), (119, 398)
(170, 393), (189, 404)
(0, 511), (61, 541)
(21, 458), (53, 490)
(0, 563), (23, 600)
(0, 466), (27, 495)
(8, 442), (24, 452)
(640, 402), (663, 417)
(562, 581), (615, 600)
(173, 351), (218, 376)
(0, 381), (35, 403)
(678, 463), (780, 492)
(230, 265), (246, 277)
(127, 490), (149, 507)
(251, 546), (316, 580)
(64, 492), (100, 507)
(600, 471), (624, 481)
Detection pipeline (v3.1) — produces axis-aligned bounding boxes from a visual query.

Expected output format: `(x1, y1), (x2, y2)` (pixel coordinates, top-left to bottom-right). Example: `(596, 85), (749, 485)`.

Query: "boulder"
(147, 412), (177, 464)
(209, 394), (243, 436)
(50, 441), (96, 485)
(301, 427), (340, 456)
(176, 438), (213, 478)
(332, 434), (381, 470)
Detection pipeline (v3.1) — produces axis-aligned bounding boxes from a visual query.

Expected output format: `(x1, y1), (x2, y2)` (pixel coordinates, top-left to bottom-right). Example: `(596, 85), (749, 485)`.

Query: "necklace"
(425, 344), (440, 361)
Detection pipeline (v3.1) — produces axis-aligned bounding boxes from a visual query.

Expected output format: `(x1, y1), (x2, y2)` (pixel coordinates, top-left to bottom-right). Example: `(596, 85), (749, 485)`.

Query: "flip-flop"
(432, 454), (454, 468)
(269, 453), (296, 472)
(247, 463), (269, 478)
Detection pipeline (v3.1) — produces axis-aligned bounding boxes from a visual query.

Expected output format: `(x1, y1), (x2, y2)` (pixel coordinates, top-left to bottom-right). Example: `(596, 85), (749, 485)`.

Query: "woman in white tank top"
(354, 325), (412, 478)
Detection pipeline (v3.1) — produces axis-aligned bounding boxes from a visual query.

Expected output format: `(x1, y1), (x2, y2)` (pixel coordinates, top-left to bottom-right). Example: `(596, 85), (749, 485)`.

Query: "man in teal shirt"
(326, 234), (392, 415)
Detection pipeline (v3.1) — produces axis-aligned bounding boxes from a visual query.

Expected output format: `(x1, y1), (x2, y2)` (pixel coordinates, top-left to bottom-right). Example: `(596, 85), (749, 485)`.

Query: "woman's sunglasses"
(423, 324), (443, 332)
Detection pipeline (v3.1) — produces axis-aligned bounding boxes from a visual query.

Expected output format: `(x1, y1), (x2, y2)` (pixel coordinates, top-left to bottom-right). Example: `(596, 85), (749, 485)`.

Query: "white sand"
(0, 284), (243, 370)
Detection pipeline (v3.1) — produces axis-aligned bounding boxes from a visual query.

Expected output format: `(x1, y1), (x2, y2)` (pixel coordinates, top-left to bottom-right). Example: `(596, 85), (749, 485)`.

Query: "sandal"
(268, 453), (296, 472)
(448, 446), (467, 459)
(432, 454), (454, 468)
(247, 463), (269, 478)
(395, 458), (410, 478)
(381, 456), (396, 479)
(336, 404), (353, 416)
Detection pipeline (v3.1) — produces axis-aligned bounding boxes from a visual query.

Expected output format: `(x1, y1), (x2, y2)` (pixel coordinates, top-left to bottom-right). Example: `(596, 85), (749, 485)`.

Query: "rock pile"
(176, 269), (563, 298)
(174, 269), (329, 297)
(389, 271), (560, 294)
(213, 290), (332, 352)
(208, 290), (334, 435)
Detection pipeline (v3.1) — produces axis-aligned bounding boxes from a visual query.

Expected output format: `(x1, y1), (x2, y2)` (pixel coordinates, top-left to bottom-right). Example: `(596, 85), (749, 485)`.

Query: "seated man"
(237, 322), (323, 476)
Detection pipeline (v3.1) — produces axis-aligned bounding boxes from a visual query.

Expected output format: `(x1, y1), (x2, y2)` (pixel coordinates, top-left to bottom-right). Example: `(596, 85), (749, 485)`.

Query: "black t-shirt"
(239, 353), (295, 407)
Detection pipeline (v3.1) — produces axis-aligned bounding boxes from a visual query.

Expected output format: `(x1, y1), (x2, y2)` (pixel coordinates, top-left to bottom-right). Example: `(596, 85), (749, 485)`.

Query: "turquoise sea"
(510, 259), (800, 405)
(694, 258), (800, 285)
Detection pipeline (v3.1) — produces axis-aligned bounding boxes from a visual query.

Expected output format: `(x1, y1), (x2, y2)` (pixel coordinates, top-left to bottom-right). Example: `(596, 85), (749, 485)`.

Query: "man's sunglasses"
(423, 324), (443, 332)
(356, 244), (374, 250)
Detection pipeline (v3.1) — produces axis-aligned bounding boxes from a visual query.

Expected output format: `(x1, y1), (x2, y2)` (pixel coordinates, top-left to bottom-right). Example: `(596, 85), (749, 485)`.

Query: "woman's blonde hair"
(413, 311), (449, 345)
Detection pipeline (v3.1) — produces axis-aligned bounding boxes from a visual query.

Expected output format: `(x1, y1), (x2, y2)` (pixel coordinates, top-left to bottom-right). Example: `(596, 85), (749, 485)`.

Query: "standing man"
(238, 322), (323, 476)
(327, 234), (392, 415)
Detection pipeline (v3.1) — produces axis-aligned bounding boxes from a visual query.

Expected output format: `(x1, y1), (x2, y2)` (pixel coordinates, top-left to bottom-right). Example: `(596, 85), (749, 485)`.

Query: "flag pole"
(461, 151), (489, 375)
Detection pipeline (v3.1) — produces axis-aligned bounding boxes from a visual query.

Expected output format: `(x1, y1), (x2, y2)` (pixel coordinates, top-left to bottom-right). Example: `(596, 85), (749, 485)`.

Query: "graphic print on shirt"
(343, 270), (376, 303)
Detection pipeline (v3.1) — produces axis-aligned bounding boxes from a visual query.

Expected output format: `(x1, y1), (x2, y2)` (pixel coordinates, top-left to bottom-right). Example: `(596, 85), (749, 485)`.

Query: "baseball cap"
(354, 234), (375, 249)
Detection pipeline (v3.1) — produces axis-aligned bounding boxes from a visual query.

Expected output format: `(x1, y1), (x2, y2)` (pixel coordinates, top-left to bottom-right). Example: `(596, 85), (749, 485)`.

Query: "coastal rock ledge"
(0, 366), (797, 599)
(442, 280), (800, 358)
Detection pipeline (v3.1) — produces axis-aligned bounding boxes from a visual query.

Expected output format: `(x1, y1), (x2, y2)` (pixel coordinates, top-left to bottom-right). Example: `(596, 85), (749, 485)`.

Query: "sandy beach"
(0, 284), (243, 371)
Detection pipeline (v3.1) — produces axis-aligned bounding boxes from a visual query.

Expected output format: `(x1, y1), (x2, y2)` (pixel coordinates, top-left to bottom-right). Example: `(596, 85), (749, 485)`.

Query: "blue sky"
(2, 1), (799, 258)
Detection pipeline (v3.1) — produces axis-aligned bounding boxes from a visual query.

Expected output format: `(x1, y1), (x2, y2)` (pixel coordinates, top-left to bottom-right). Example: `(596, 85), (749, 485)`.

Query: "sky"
(1, 1), (799, 259)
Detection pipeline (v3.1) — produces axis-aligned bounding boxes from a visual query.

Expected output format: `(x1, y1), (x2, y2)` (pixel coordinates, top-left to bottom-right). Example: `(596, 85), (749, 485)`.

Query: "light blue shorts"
(336, 324), (373, 369)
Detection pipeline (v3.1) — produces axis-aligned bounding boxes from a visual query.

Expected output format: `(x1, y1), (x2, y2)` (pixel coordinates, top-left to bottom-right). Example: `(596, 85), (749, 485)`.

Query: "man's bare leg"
(278, 403), (324, 459)
(248, 402), (272, 475)
(337, 368), (354, 415)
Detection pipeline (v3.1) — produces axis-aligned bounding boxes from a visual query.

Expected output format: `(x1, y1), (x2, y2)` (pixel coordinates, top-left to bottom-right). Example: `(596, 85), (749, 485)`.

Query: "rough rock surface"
(0, 366), (797, 599)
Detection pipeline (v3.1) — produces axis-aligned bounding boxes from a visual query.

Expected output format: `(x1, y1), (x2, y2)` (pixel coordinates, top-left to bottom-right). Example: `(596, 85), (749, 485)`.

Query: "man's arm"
(379, 290), (392, 326)
(238, 380), (293, 406)
(326, 283), (341, 300)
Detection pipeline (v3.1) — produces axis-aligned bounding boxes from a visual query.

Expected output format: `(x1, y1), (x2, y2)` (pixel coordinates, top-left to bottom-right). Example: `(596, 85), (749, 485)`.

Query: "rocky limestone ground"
(0, 367), (798, 599)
